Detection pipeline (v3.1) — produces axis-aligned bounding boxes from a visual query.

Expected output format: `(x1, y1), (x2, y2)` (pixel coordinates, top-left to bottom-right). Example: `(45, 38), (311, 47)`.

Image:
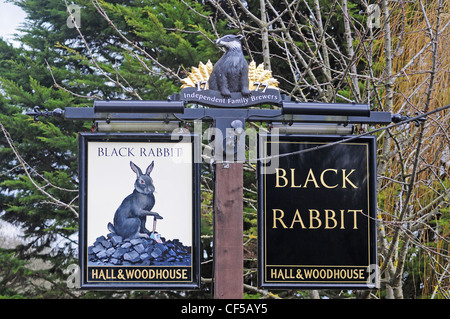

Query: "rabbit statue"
(107, 161), (163, 239)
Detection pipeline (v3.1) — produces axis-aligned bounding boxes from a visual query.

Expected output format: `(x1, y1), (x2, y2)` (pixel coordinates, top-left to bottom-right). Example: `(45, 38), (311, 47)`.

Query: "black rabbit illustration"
(107, 161), (163, 239)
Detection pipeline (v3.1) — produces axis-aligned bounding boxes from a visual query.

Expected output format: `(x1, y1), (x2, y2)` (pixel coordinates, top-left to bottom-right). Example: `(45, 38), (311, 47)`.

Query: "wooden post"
(213, 162), (244, 299)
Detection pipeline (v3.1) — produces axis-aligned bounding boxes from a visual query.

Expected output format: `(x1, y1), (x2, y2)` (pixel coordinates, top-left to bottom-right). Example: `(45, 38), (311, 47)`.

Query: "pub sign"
(258, 134), (378, 289)
(78, 133), (201, 289)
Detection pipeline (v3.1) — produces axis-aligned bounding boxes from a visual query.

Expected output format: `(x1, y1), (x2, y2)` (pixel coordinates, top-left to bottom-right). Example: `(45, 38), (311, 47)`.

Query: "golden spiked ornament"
(180, 60), (213, 89)
(181, 60), (279, 91)
(247, 61), (279, 90)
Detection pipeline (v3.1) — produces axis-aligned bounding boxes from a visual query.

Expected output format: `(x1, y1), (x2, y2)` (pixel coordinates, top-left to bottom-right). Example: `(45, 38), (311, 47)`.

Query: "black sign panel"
(258, 134), (378, 289)
(78, 133), (201, 289)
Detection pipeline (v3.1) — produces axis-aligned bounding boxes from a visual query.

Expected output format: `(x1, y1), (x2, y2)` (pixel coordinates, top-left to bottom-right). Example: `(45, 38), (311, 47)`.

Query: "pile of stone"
(88, 233), (191, 266)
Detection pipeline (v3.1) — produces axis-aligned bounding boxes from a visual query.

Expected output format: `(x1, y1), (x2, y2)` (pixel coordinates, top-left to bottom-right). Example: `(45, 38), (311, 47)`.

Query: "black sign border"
(78, 132), (201, 290)
(257, 134), (377, 289)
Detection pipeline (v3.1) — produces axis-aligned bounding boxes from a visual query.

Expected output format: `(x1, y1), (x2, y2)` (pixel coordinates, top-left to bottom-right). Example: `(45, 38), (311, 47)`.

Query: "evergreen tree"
(0, 0), (225, 298)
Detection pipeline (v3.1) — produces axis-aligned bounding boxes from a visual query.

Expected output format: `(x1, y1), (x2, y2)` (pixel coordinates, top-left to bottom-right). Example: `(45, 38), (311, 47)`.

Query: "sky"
(0, 0), (27, 45)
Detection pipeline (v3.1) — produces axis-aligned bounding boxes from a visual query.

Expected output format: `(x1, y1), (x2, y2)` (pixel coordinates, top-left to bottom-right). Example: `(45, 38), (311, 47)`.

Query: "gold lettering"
(348, 209), (362, 229)
(121, 268), (190, 280)
(334, 268), (340, 279)
(327, 269), (334, 279)
(309, 209), (322, 229)
(290, 169), (302, 188)
(304, 169), (319, 188)
(106, 269), (116, 279)
(320, 169), (338, 188)
(269, 208), (364, 230)
(275, 168), (288, 187)
(340, 210), (345, 229)
(317, 268), (368, 279)
(272, 209), (288, 229)
(270, 268), (278, 279)
(324, 209), (337, 229)
(342, 169), (358, 188)
(290, 209), (306, 229)
(359, 269), (364, 279)
(273, 168), (359, 189)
